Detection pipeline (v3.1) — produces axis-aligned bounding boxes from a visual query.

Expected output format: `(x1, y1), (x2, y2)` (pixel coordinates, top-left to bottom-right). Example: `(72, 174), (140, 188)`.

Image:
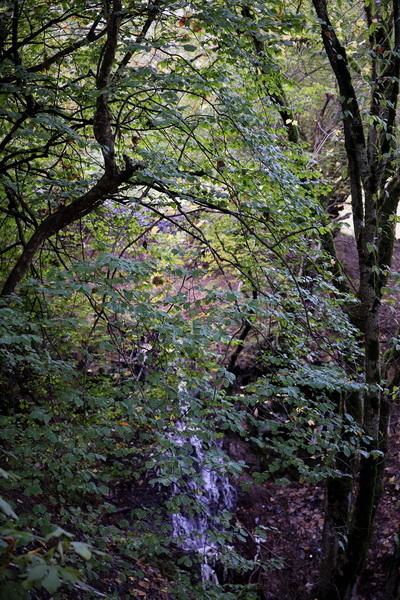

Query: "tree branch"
(312, 0), (369, 250)
(112, 0), (163, 82)
(242, 5), (300, 144)
(0, 16), (105, 84)
(0, 158), (142, 296)
(93, 0), (122, 176)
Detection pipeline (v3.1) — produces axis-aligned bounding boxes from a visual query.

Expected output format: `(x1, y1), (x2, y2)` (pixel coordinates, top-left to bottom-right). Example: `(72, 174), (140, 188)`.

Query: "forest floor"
(235, 402), (400, 600)
(234, 234), (400, 600)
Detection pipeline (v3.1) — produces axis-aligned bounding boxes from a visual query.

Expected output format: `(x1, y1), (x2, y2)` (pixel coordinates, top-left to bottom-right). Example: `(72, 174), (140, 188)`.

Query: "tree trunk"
(318, 473), (353, 600)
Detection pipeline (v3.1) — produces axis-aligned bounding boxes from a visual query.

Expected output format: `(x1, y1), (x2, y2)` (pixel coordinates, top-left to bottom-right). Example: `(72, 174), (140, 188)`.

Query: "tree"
(2, 2), (349, 597)
(309, 1), (400, 598)
(2, 1), (397, 598)
(0, 0), (303, 295)
(231, 2), (400, 596)
(0, 0), (156, 295)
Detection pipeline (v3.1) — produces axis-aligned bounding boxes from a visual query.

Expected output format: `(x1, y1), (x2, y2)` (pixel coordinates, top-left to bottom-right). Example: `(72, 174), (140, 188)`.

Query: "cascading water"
(170, 386), (236, 583)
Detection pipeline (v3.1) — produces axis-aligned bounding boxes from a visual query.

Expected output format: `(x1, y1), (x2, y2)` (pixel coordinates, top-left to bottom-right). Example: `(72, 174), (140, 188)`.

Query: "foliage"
(2, 1), (395, 599)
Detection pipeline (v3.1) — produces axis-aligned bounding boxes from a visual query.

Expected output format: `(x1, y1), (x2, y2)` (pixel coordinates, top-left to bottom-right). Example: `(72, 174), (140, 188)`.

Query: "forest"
(1, 1), (400, 599)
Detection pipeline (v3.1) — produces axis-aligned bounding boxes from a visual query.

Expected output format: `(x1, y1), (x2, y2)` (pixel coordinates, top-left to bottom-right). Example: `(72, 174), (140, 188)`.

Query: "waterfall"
(170, 386), (236, 583)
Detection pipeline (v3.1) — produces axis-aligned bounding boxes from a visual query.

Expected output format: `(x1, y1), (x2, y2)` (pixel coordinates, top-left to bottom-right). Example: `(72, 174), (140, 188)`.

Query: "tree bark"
(318, 471), (353, 600)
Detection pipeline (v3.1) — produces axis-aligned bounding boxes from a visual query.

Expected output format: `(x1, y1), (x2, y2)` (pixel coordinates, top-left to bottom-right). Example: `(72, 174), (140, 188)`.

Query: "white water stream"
(170, 387), (236, 583)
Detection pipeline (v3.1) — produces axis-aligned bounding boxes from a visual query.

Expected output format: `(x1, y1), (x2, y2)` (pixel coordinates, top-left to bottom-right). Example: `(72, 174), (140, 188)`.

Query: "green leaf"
(71, 541), (92, 560)
(41, 567), (61, 593)
(26, 564), (48, 582)
(45, 526), (73, 540)
(29, 408), (51, 424)
(0, 497), (18, 520)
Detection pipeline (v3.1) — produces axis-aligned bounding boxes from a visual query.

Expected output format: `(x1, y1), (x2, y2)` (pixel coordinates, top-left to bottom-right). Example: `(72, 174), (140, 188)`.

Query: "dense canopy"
(1, 2), (400, 599)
